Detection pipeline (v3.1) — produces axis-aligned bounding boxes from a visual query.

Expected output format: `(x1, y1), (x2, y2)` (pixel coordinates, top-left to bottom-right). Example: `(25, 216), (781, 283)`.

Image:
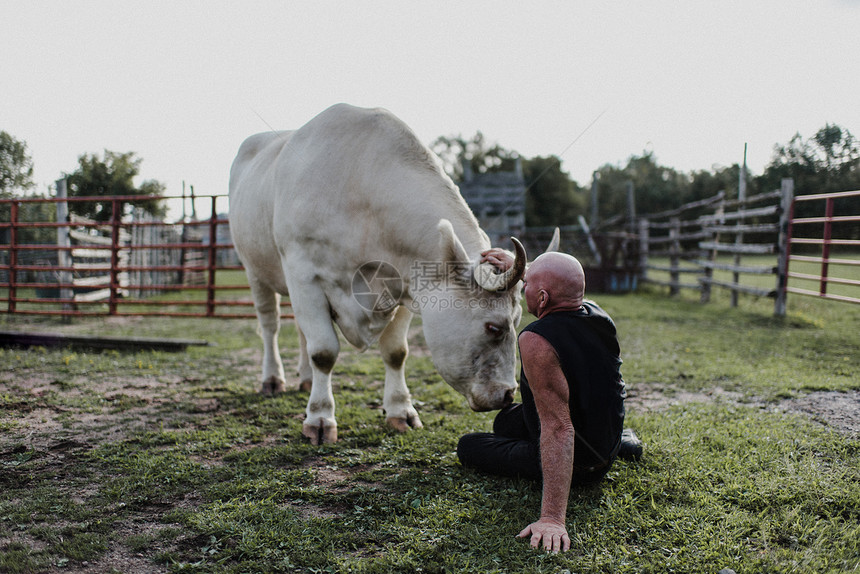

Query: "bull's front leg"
(299, 322), (340, 444)
(302, 338), (339, 445)
(379, 306), (423, 432)
(287, 281), (341, 445)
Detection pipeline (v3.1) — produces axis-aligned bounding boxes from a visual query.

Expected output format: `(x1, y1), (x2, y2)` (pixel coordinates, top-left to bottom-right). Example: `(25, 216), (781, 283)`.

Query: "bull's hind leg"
(248, 275), (286, 395)
(380, 306), (423, 432)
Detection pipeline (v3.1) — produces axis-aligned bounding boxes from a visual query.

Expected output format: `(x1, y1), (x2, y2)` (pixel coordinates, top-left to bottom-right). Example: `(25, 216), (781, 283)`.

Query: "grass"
(0, 286), (859, 573)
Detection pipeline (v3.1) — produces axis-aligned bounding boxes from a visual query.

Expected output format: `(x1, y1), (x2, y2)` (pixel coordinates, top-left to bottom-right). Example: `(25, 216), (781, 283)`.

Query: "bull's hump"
(324, 102), (388, 120)
(310, 104), (410, 146)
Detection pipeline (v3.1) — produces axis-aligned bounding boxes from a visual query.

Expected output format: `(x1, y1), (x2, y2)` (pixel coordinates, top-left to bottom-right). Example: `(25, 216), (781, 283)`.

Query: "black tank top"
(519, 301), (626, 471)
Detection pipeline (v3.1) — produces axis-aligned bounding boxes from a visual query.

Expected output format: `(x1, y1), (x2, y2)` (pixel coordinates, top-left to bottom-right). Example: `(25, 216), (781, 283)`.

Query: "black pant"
(457, 404), (612, 485)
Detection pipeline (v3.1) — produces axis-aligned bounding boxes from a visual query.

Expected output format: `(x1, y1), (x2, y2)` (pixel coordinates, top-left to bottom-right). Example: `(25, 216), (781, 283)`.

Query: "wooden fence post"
(731, 154), (749, 308)
(626, 180), (636, 234)
(700, 196), (724, 304)
(131, 209), (151, 298)
(731, 213), (745, 308)
(774, 178), (794, 317)
(108, 198), (122, 315)
(8, 201), (19, 313)
(638, 218), (649, 285)
(578, 215), (603, 266)
(55, 179), (74, 309)
(669, 217), (680, 296)
(206, 196), (218, 317)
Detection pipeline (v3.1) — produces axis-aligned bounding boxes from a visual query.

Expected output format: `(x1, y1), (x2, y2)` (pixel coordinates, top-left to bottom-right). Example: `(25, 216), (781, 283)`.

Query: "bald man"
(458, 250), (639, 553)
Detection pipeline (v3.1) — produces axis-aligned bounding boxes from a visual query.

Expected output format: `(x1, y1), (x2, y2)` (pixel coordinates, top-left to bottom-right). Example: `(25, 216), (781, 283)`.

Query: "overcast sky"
(3, 1), (858, 218)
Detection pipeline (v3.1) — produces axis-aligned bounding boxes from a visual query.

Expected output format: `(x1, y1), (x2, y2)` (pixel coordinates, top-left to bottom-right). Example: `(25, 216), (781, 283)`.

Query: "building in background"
(458, 158), (526, 246)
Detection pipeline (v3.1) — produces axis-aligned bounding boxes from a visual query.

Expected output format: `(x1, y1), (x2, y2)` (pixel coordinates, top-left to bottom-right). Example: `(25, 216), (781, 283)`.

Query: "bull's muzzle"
(466, 385), (517, 412)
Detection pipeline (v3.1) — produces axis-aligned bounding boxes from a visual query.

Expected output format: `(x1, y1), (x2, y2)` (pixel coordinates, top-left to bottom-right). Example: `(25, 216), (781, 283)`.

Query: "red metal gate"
(1, 194), (291, 318)
(785, 189), (860, 304)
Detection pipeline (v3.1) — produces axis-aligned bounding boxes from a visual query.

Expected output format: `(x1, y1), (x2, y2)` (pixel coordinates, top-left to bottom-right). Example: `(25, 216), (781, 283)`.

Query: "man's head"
(522, 252), (586, 318)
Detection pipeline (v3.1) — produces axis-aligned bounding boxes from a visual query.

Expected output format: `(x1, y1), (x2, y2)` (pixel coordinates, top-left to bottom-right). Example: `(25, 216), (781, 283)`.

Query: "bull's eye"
(484, 322), (504, 338)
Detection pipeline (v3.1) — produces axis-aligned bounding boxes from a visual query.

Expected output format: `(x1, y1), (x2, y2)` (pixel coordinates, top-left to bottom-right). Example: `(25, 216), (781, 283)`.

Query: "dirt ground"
(778, 389), (860, 437)
(627, 383), (860, 437)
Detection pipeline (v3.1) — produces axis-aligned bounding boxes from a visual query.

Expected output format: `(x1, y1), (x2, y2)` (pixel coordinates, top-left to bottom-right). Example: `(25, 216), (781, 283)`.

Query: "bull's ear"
(437, 219), (470, 265)
(437, 219), (472, 287)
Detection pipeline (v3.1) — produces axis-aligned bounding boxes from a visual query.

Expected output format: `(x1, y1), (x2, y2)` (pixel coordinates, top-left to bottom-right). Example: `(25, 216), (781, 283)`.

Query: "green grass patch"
(0, 289), (858, 572)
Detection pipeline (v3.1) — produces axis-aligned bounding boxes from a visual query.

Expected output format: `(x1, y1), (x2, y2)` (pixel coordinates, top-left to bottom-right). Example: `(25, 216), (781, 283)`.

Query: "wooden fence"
(54, 200), (206, 304)
(637, 179), (794, 316)
(5, 179), (857, 319)
(63, 213), (131, 303)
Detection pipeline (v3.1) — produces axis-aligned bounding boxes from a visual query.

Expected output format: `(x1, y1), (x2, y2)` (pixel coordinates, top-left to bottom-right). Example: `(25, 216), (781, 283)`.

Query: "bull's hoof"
(298, 379), (312, 392)
(260, 376), (286, 395)
(386, 413), (424, 433)
(302, 419), (338, 445)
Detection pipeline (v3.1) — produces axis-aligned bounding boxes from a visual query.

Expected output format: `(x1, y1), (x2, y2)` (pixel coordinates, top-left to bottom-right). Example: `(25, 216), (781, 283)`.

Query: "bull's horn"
(474, 237), (527, 292)
(546, 227), (560, 253)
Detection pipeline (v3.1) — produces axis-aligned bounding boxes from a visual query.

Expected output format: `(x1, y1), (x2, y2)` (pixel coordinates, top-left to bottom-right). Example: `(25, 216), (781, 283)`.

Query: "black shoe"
(618, 428), (642, 461)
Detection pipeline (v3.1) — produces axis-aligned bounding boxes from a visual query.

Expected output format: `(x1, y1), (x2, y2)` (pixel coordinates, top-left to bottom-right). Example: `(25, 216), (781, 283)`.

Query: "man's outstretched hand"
(480, 248), (514, 272)
(517, 518), (571, 553)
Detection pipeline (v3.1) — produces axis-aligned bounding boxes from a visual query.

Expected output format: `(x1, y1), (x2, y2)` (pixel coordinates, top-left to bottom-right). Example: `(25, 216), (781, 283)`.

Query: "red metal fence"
(0, 194), (291, 318)
(785, 189), (860, 305)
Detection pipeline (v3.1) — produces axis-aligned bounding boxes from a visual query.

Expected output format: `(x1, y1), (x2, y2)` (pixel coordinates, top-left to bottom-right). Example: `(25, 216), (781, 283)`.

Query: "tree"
(64, 150), (166, 221)
(757, 124), (860, 239)
(431, 132), (519, 181)
(757, 124), (860, 196)
(0, 131), (35, 196)
(592, 151), (692, 221)
(523, 156), (585, 228)
(688, 164), (748, 203)
(0, 132), (56, 245)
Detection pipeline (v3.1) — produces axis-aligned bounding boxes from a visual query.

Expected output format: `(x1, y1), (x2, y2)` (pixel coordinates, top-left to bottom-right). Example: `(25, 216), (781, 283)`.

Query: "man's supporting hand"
(517, 518), (571, 553)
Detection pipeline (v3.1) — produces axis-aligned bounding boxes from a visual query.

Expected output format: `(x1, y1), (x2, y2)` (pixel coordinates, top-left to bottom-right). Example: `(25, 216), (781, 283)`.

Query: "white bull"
(229, 104), (536, 445)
